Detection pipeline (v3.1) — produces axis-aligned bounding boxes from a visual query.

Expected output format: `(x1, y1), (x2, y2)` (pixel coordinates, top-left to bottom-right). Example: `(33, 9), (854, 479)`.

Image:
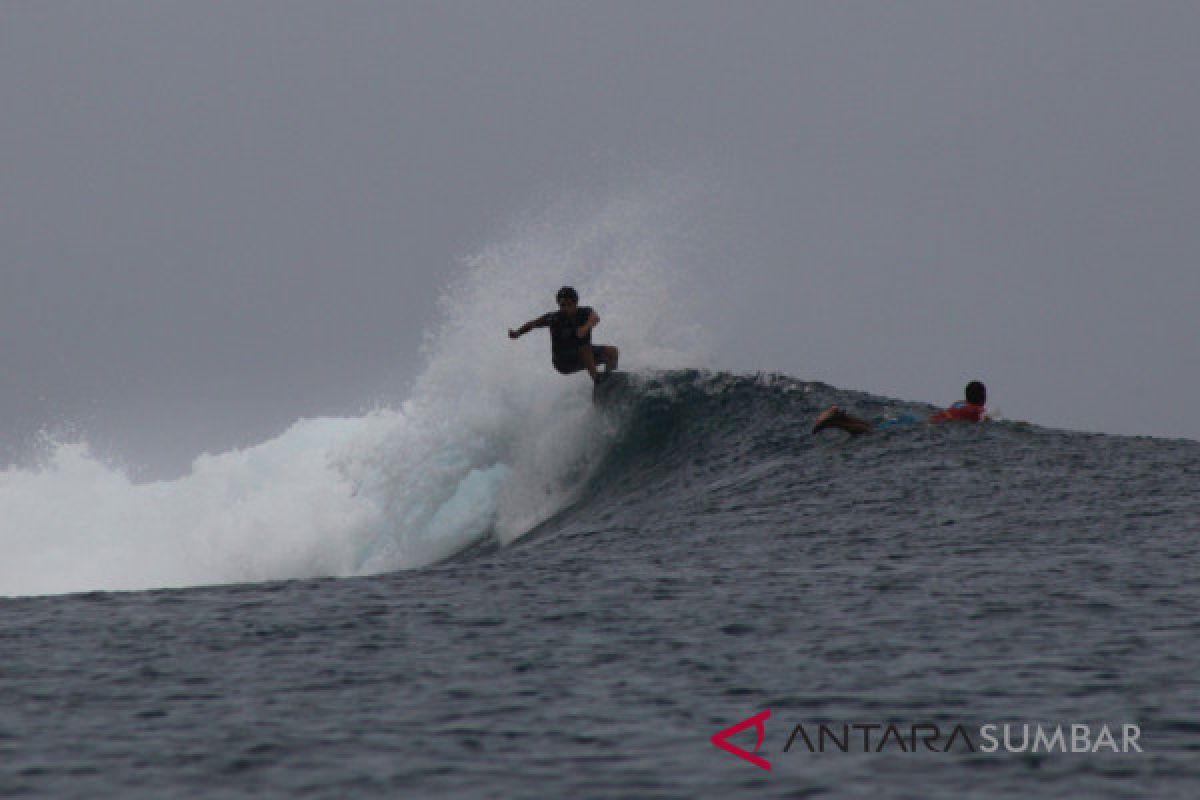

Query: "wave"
(4, 362), (1196, 598)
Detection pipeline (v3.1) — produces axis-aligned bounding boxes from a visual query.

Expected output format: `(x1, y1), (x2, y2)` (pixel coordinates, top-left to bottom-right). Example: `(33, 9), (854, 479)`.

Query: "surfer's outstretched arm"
(508, 315), (550, 339)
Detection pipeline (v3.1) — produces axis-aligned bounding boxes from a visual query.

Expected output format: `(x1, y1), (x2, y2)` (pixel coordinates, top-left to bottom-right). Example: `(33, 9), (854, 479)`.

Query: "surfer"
(508, 286), (619, 383)
(812, 381), (988, 435)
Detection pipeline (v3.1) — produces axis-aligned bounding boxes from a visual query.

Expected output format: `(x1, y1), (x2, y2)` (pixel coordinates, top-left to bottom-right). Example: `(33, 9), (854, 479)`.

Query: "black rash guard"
(534, 306), (600, 374)
(537, 306), (594, 358)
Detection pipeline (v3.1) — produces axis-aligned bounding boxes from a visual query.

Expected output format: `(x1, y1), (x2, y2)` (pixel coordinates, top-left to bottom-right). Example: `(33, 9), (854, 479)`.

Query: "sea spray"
(0, 188), (701, 596)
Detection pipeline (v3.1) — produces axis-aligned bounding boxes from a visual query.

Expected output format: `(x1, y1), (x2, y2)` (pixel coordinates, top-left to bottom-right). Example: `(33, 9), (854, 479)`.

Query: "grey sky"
(3, 2), (1198, 475)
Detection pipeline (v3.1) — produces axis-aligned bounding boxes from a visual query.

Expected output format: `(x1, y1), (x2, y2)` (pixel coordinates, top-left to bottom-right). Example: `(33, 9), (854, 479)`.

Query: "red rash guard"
(928, 402), (985, 423)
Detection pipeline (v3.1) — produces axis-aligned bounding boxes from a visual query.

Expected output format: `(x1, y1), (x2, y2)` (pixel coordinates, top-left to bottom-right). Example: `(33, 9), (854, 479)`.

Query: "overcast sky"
(3, 1), (1198, 475)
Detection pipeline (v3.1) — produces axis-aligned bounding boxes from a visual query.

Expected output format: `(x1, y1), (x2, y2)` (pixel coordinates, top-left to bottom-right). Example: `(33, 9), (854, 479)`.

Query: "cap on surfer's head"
(965, 381), (986, 406)
(556, 286), (578, 304)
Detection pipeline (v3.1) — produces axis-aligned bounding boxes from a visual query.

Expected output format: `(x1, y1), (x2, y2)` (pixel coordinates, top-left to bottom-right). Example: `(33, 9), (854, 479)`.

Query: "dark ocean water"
(2, 371), (1198, 798)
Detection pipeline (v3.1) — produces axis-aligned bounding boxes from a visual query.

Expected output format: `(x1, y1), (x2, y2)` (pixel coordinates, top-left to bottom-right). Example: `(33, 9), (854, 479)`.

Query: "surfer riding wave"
(508, 286), (619, 383)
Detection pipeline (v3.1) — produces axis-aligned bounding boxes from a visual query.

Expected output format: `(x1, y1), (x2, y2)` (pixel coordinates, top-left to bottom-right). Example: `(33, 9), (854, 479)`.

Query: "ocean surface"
(2, 370), (1198, 798)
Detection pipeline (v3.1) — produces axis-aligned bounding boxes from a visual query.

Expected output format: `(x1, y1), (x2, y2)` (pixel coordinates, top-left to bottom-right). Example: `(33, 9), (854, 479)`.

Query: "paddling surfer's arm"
(508, 314), (551, 339)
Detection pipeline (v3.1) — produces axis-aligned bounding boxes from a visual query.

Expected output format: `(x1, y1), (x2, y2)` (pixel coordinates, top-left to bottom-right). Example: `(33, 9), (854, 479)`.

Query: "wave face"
(511, 370), (1200, 558)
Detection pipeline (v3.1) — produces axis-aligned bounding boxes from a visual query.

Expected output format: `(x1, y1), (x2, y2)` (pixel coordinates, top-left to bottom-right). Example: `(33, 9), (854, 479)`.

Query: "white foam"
(0, 187), (704, 596)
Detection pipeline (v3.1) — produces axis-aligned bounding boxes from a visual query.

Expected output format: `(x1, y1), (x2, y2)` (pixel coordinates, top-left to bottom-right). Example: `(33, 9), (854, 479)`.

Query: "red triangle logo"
(710, 709), (772, 771)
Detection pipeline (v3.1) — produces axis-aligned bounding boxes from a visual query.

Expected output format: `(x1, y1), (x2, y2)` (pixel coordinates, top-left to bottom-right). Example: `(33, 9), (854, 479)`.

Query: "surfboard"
(592, 370), (630, 406)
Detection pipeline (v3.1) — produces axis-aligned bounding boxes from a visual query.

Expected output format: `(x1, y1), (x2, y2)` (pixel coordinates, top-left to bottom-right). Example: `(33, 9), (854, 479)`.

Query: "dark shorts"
(553, 345), (605, 375)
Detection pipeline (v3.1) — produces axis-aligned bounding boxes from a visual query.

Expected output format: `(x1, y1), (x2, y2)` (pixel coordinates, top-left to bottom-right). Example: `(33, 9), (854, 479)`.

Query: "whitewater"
(0, 193), (701, 597)
(2, 195), (1198, 798)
